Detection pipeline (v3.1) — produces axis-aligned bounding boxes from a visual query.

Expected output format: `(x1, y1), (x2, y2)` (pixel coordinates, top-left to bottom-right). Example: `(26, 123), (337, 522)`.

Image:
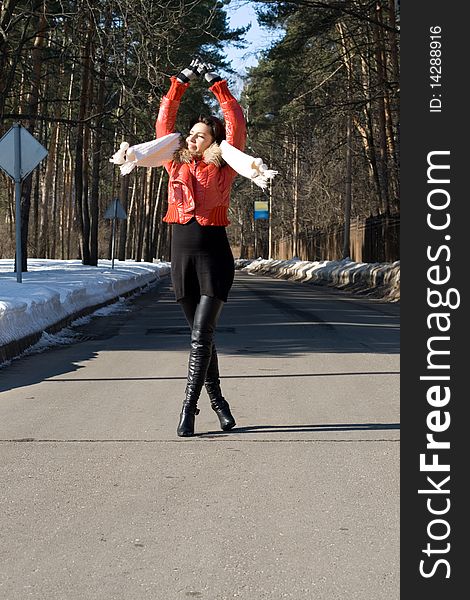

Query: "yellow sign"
(254, 200), (269, 220)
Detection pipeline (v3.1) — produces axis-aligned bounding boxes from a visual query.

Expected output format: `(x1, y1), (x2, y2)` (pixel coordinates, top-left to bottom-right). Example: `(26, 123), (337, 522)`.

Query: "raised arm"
(197, 62), (246, 151)
(155, 59), (201, 138)
(209, 79), (246, 152)
(155, 76), (189, 139)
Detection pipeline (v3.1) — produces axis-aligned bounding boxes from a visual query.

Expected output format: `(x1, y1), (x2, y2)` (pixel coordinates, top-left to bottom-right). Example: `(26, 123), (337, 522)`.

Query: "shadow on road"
(196, 422), (400, 437)
(26, 371), (399, 385)
(0, 273), (399, 393)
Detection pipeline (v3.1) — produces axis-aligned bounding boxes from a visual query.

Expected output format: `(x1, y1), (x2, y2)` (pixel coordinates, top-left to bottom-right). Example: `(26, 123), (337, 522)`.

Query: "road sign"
(0, 124), (48, 283)
(254, 200), (269, 220)
(104, 198), (127, 220)
(0, 125), (48, 181)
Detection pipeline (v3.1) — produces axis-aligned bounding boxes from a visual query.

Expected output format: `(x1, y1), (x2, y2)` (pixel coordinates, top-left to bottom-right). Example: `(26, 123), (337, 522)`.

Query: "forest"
(0, 0), (400, 269)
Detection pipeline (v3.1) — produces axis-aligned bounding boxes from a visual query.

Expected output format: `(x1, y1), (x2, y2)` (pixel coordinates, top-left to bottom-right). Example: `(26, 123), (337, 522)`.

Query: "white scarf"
(109, 133), (278, 190)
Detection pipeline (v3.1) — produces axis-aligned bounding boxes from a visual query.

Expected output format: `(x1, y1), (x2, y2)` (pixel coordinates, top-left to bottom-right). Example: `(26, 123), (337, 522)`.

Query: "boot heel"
(211, 398), (236, 431)
(177, 407), (200, 437)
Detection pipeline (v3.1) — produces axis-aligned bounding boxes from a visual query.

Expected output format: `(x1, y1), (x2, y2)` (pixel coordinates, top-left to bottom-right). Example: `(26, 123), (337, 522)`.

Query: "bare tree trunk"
(89, 9), (110, 265)
(74, 21), (93, 264)
(64, 130), (75, 259)
(51, 137), (60, 258)
(64, 70), (75, 260)
(356, 26), (384, 213)
(143, 167), (154, 262)
(38, 118), (59, 257)
(0, 0), (35, 118)
(125, 176), (137, 259)
(384, 0), (400, 208)
(90, 79), (105, 265)
(135, 170), (146, 261)
(373, 0), (390, 212)
(292, 130), (299, 258)
(82, 84), (92, 262)
(151, 168), (165, 260)
(118, 175), (130, 261)
(156, 186), (169, 261)
(32, 168), (40, 257)
(386, 0), (400, 88)
(343, 112), (353, 258)
(17, 2), (46, 271)
(337, 20), (354, 258)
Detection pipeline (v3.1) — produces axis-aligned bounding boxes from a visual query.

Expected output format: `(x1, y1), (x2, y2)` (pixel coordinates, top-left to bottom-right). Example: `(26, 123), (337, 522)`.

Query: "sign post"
(254, 200), (269, 259)
(14, 124), (22, 283)
(104, 198), (127, 269)
(268, 179), (273, 259)
(0, 123), (48, 283)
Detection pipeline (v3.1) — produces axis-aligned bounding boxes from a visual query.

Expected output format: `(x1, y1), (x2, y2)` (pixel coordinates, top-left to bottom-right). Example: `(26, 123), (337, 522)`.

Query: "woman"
(156, 58), (247, 437)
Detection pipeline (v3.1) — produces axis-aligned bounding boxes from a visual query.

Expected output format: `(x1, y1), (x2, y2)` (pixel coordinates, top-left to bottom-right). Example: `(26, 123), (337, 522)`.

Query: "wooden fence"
(273, 213), (400, 263)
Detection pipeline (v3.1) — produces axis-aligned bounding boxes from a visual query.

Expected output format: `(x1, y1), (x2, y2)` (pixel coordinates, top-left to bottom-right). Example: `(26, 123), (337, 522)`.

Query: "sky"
(221, 0), (284, 95)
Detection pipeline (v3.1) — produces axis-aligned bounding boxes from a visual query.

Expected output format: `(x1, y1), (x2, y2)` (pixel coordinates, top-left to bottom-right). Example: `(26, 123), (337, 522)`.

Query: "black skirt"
(170, 217), (235, 303)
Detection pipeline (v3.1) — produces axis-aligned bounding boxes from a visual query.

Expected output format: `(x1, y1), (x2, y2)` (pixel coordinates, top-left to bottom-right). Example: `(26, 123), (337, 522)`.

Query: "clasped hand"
(176, 57), (222, 85)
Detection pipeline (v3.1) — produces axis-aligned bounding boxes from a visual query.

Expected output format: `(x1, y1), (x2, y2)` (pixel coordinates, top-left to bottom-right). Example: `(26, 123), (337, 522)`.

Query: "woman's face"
(186, 122), (214, 156)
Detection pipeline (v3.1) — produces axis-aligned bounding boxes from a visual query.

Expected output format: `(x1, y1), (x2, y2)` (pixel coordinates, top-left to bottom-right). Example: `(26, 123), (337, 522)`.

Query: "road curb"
(0, 275), (167, 365)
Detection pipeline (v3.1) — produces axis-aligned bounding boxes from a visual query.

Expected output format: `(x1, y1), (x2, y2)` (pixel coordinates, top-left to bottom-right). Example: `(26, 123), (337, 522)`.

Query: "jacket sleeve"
(209, 79), (246, 152)
(155, 76), (189, 138)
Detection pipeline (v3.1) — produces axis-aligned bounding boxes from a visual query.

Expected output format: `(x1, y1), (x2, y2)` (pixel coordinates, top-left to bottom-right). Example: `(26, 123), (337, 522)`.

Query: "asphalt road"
(0, 271), (400, 600)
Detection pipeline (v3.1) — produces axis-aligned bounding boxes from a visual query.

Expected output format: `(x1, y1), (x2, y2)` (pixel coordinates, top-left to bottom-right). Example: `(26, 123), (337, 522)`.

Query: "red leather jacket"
(155, 76), (246, 226)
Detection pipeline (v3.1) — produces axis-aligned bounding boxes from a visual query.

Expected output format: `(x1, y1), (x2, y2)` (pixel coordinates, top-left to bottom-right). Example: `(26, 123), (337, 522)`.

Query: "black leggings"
(178, 295), (224, 392)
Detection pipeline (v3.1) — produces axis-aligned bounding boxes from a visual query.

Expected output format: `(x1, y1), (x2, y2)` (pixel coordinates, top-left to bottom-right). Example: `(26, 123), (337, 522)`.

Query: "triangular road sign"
(0, 125), (48, 181)
(104, 198), (127, 220)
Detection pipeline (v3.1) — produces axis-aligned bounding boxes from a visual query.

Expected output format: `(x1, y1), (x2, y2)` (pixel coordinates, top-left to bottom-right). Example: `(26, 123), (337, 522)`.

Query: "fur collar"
(173, 142), (225, 167)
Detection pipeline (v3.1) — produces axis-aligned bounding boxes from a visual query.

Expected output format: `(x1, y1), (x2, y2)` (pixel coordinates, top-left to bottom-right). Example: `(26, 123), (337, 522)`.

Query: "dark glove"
(176, 58), (201, 84)
(197, 61), (223, 84)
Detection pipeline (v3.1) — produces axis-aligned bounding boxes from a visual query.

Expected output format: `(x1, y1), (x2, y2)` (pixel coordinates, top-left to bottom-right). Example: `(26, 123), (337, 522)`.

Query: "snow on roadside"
(0, 259), (170, 348)
(5, 290), (142, 366)
(0, 255), (398, 365)
(235, 257), (400, 301)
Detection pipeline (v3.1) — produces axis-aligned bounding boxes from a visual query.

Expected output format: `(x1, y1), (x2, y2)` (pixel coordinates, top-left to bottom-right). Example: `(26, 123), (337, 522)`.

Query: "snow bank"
(0, 259), (170, 350)
(235, 257), (400, 301)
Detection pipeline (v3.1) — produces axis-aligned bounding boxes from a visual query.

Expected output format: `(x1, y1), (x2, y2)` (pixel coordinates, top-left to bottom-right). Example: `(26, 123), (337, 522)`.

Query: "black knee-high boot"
(177, 296), (224, 437)
(178, 297), (235, 432)
(205, 344), (236, 431)
(176, 340), (207, 437)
